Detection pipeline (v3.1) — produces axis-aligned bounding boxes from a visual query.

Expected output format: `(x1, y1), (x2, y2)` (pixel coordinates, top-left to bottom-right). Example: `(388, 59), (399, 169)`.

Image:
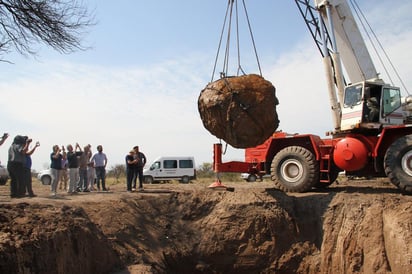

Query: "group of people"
(1, 132), (148, 198)
(1, 133), (40, 198)
(49, 143), (108, 197)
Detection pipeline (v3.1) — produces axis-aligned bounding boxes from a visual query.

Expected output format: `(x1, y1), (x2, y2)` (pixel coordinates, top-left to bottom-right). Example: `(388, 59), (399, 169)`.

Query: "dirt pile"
(0, 178), (411, 274)
(0, 203), (120, 274)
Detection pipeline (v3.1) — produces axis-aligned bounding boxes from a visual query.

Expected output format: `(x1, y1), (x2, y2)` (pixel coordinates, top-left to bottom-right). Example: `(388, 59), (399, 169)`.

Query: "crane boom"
(315, 0), (379, 83)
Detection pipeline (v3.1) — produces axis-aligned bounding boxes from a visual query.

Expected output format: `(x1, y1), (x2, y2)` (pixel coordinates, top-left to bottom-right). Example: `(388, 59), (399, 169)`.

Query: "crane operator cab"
(341, 81), (404, 131)
(363, 86), (380, 123)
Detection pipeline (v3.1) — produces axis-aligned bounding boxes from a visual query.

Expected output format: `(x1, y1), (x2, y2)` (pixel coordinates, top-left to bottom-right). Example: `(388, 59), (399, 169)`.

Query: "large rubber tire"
(384, 134), (412, 193)
(271, 146), (319, 192)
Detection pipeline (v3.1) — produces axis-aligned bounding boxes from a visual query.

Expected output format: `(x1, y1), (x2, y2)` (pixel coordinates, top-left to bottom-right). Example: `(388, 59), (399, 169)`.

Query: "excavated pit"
(0, 180), (411, 274)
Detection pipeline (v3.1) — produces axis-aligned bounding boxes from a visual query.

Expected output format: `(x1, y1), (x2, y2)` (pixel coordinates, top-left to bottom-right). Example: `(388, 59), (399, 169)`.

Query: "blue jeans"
(134, 166), (144, 188)
(95, 166), (106, 190)
(50, 168), (60, 194)
(79, 168), (88, 191)
(126, 168), (134, 191)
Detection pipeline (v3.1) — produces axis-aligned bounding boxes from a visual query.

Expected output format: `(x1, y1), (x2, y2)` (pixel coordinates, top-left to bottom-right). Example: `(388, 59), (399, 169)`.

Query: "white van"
(143, 156), (196, 184)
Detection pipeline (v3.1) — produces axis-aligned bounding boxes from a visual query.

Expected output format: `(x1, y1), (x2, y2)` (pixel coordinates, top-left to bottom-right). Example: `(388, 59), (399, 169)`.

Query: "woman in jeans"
(50, 145), (65, 196)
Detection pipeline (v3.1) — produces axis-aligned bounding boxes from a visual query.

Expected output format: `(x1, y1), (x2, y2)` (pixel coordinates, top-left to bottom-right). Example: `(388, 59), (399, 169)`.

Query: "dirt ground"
(0, 176), (411, 274)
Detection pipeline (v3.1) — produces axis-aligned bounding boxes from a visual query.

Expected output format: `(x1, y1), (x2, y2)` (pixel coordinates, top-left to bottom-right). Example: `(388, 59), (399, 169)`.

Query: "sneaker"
(83, 189), (90, 192)
(132, 188), (136, 191)
(138, 187), (144, 192)
(28, 193), (37, 197)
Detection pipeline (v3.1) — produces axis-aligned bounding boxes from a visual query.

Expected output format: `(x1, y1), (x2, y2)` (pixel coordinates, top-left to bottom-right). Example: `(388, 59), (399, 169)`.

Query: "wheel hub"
(401, 150), (412, 177)
(280, 159), (303, 183)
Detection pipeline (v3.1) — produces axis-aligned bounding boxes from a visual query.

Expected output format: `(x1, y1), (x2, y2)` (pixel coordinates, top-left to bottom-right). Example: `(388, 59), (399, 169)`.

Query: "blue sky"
(0, 0), (411, 171)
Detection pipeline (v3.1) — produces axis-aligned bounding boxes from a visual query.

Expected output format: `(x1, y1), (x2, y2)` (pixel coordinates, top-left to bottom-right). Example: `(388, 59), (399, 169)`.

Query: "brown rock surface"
(0, 177), (411, 274)
(198, 74), (279, 148)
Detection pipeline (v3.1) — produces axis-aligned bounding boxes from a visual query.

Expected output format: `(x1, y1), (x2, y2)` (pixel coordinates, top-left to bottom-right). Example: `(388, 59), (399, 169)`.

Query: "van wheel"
(144, 176), (154, 184)
(180, 176), (190, 184)
(41, 175), (52, 185)
(247, 174), (257, 182)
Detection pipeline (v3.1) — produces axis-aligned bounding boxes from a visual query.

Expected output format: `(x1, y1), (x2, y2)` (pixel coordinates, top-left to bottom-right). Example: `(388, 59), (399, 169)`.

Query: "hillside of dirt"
(0, 177), (411, 274)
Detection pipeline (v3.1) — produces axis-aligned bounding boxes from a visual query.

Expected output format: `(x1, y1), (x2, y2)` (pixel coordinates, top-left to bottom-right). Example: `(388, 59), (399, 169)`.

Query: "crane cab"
(340, 81), (404, 131)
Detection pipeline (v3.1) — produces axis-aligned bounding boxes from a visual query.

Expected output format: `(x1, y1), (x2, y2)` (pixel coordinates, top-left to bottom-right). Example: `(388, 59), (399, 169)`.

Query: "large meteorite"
(198, 74), (279, 148)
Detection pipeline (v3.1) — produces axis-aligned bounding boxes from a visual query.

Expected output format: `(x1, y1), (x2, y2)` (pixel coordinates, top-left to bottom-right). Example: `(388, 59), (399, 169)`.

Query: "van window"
(179, 160), (193, 168)
(163, 160), (177, 169)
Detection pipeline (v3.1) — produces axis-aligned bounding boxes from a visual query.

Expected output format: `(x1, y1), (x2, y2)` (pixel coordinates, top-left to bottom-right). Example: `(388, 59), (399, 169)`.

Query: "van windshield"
(150, 161), (160, 170)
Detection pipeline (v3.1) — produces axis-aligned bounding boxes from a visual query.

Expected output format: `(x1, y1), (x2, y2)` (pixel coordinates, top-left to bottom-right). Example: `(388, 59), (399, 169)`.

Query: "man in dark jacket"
(8, 135), (30, 198)
(133, 146), (147, 191)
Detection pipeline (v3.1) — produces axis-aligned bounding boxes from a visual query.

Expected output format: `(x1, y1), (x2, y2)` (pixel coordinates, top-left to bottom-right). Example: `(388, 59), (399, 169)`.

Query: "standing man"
(125, 149), (137, 192)
(60, 155), (68, 191)
(66, 143), (83, 194)
(78, 145), (90, 192)
(50, 145), (65, 197)
(133, 145), (146, 191)
(24, 139), (40, 197)
(86, 144), (96, 191)
(91, 145), (107, 191)
(8, 135), (30, 198)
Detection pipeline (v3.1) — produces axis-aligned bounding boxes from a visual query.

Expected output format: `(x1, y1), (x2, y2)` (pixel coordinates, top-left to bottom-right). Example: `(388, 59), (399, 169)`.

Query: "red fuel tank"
(333, 137), (369, 171)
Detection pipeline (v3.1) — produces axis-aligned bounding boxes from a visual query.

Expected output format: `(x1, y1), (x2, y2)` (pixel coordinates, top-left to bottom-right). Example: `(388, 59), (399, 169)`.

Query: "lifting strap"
(211, 0), (262, 82)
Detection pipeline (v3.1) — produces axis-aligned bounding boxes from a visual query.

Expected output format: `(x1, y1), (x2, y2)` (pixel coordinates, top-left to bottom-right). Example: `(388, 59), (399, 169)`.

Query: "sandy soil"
(0, 176), (411, 274)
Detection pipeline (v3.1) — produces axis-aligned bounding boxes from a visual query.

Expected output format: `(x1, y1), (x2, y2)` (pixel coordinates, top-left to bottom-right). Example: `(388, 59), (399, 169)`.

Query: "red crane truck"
(212, 0), (412, 193)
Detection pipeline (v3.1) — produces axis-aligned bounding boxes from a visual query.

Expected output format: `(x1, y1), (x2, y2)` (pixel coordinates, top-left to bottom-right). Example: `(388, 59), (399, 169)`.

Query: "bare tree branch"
(0, 0), (94, 60)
